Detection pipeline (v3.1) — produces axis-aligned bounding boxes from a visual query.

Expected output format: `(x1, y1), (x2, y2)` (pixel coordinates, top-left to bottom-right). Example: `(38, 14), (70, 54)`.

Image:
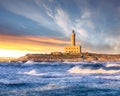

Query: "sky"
(0, 0), (120, 57)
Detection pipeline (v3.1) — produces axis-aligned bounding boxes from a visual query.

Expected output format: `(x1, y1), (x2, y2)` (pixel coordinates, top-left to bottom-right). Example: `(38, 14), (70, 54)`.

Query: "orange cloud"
(0, 34), (70, 54)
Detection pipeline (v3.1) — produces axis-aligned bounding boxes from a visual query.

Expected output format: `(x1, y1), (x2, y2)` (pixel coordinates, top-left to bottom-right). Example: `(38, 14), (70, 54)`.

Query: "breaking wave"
(0, 79), (26, 86)
(68, 66), (120, 74)
(106, 63), (120, 67)
(24, 60), (39, 65)
(63, 61), (83, 64)
(19, 69), (47, 76)
(37, 83), (66, 91)
(0, 83), (66, 96)
(0, 79), (14, 85)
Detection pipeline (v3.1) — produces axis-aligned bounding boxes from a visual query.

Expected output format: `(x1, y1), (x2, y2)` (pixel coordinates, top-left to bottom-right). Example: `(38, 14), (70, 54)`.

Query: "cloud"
(44, 5), (72, 36)
(44, 3), (120, 54)
(73, 19), (89, 38)
(0, 0), (120, 54)
(0, 0), (59, 32)
(118, 6), (120, 13)
(104, 36), (120, 53)
(45, 5), (90, 38)
(49, 0), (55, 2)
(81, 9), (91, 19)
(0, 0), (92, 39)
(0, 34), (69, 53)
(54, 8), (72, 35)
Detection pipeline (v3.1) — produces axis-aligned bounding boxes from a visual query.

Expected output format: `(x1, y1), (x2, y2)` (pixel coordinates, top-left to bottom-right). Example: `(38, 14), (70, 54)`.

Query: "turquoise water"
(0, 61), (120, 96)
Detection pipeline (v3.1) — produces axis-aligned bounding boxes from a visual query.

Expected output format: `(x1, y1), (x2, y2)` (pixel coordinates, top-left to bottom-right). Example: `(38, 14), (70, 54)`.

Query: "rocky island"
(9, 52), (120, 62)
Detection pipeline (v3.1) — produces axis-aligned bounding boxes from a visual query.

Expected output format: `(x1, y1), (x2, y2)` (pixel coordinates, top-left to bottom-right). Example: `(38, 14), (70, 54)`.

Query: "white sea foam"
(106, 63), (120, 67)
(0, 79), (11, 84)
(0, 79), (23, 85)
(24, 60), (36, 64)
(63, 61), (87, 65)
(38, 84), (66, 91)
(24, 61), (50, 65)
(40, 62), (49, 64)
(21, 69), (46, 76)
(68, 66), (120, 74)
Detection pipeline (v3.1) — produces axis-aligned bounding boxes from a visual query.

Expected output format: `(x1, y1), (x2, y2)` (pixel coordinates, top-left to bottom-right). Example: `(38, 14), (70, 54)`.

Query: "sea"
(0, 61), (120, 96)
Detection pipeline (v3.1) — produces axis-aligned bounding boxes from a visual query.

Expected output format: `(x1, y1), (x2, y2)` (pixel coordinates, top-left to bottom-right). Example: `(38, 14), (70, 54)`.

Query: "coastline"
(8, 52), (120, 63)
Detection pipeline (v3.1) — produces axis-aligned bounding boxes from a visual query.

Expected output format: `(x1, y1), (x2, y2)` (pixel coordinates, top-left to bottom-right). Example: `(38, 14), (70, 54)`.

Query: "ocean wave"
(37, 83), (66, 91)
(68, 66), (120, 74)
(63, 61), (83, 64)
(19, 69), (47, 76)
(0, 79), (12, 84)
(24, 60), (37, 64)
(24, 61), (52, 65)
(0, 79), (26, 86)
(106, 63), (120, 67)
(40, 62), (49, 64)
(95, 76), (120, 80)
(0, 83), (66, 96)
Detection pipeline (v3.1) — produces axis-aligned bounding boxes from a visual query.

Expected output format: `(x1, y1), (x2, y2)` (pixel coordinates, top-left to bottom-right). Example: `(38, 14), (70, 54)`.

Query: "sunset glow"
(0, 34), (69, 57)
(0, 0), (120, 57)
(0, 49), (26, 57)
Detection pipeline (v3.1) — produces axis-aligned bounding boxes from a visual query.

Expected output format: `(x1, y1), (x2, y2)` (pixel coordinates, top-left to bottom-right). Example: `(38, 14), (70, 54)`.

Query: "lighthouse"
(64, 30), (81, 54)
(71, 30), (75, 46)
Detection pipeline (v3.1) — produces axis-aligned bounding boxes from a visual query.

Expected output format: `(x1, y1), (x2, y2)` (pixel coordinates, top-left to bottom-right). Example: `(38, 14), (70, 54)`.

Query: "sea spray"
(0, 62), (120, 96)
(106, 63), (120, 67)
(68, 66), (120, 74)
(19, 69), (47, 76)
